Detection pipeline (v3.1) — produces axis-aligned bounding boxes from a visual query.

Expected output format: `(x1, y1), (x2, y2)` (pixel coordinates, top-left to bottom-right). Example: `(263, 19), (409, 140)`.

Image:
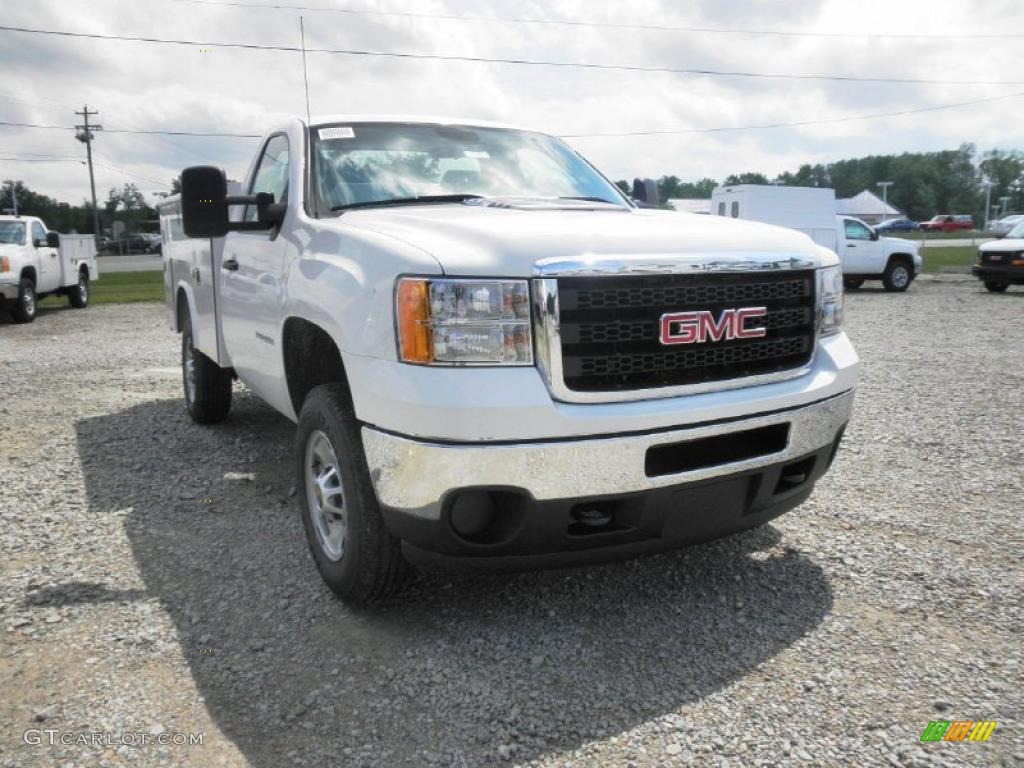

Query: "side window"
(730, 201), (739, 218)
(31, 221), (47, 245)
(717, 202), (726, 216)
(844, 219), (871, 240)
(244, 134), (290, 223)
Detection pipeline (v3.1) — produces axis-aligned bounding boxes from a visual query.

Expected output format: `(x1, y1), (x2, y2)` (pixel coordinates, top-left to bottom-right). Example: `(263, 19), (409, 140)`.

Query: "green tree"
(104, 183), (156, 235)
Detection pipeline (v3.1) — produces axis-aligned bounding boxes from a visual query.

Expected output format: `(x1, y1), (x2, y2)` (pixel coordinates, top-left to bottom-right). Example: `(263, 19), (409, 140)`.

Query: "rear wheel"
(67, 271), (89, 308)
(882, 260), (912, 292)
(843, 277), (864, 290)
(11, 278), (37, 323)
(181, 314), (232, 423)
(296, 384), (408, 604)
(984, 281), (1009, 293)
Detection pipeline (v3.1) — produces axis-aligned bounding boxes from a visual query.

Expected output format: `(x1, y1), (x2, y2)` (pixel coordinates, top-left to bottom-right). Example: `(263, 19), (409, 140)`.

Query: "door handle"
(846, 244), (856, 247)
(222, 257), (239, 271)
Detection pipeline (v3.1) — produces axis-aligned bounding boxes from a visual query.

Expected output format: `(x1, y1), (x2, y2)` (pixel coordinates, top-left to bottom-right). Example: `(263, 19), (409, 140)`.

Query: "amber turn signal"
(396, 279), (431, 363)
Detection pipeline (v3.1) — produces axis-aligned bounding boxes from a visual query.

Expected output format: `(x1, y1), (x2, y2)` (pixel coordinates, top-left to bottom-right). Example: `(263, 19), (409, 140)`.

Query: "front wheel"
(843, 277), (864, 290)
(181, 315), (232, 424)
(984, 281), (1009, 293)
(882, 260), (912, 292)
(11, 278), (37, 323)
(67, 271), (89, 308)
(295, 384), (408, 604)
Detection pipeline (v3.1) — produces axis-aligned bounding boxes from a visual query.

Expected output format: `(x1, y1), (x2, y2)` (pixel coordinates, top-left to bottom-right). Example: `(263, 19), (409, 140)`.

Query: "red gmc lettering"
(659, 307), (767, 345)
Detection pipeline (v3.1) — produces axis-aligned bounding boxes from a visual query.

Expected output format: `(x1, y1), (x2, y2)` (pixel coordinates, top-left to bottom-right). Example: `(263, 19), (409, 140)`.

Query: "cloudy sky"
(3, 0), (1022, 205)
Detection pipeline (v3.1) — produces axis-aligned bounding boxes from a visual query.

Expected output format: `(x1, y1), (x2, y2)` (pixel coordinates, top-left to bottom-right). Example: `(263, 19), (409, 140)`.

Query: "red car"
(920, 214), (974, 232)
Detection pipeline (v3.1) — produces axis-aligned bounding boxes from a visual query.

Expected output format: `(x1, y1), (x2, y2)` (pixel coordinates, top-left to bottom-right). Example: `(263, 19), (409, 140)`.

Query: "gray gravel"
(1, 279), (1021, 767)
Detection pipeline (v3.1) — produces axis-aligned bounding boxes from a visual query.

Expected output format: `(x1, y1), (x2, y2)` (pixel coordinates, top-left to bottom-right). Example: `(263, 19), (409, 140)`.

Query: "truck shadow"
(74, 395), (833, 766)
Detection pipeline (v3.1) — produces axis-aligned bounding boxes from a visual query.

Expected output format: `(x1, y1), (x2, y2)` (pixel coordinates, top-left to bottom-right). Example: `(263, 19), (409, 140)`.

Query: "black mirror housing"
(870, 229), (879, 241)
(46, 231), (60, 248)
(181, 166), (229, 239)
(631, 178), (660, 208)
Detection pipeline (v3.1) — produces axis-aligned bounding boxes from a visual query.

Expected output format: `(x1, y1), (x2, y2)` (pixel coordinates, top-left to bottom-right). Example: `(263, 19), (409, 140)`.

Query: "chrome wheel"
(78, 275), (88, 303)
(891, 266), (910, 288)
(23, 285), (35, 317)
(305, 430), (346, 561)
(183, 333), (197, 404)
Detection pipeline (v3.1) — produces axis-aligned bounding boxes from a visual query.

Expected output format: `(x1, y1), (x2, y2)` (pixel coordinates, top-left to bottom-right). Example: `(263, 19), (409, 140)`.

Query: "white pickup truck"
(160, 116), (858, 604)
(711, 185), (922, 291)
(0, 215), (97, 323)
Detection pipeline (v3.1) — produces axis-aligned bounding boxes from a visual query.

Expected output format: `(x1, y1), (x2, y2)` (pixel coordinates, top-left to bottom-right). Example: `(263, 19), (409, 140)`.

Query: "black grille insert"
(645, 423), (790, 477)
(558, 271), (816, 392)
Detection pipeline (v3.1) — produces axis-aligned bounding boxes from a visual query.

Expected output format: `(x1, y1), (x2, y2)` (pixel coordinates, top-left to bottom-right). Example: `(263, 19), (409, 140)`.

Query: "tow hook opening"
(568, 500), (638, 537)
(774, 456), (816, 495)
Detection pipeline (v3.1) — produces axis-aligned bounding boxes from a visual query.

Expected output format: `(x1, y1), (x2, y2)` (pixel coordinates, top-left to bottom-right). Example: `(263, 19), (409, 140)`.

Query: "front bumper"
(363, 389), (854, 568)
(0, 281), (19, 300)
(973, 265), (1024, 284)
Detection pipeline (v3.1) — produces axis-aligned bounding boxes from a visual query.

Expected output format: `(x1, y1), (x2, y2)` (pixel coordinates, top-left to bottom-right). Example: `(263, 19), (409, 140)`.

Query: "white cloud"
(1, 0), (1021, 203)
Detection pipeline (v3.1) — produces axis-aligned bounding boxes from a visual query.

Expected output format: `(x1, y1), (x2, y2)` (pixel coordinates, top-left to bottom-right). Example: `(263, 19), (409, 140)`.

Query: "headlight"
(817, 265), (843, 336)
(396, 277), (532, 365)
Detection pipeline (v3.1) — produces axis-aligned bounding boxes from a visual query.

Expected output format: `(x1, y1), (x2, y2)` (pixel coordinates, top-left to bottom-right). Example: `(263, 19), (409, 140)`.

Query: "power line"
(562, 91), (1024, 137)
(2, 23), (1024, 86)
(0, 120), (260, 138)
(168, 0), (1024, 41)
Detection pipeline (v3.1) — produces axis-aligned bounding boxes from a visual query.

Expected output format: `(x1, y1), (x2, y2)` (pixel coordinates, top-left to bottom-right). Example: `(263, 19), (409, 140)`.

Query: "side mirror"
(869, 229), (879, 241)
(631, 178), (660, 208)
(181, 165), (229, 239)
(46, 231), (60, 248)
(259, 201), (287, 227)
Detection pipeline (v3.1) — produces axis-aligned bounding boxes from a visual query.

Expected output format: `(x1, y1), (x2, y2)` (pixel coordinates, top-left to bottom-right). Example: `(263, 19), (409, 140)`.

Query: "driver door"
(31, 220), (60, 293)
(841, 217), (882, 274)
(218, 133), (291, 403)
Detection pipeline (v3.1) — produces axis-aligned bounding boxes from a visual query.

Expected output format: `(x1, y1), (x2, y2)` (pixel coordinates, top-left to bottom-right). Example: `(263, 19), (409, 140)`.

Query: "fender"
(174, 279), (202, 344)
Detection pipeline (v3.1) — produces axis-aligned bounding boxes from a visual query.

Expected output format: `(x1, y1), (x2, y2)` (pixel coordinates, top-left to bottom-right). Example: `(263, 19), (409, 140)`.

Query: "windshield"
(0, 221), (26, 245)
(1007, 220), (1024, 239)
(311, 122), (628, 213)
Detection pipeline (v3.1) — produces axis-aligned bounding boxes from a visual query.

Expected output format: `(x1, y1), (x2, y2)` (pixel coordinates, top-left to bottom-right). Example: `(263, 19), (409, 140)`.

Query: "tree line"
(0, 180), (162, 236)
(616, 145), (1024, 222)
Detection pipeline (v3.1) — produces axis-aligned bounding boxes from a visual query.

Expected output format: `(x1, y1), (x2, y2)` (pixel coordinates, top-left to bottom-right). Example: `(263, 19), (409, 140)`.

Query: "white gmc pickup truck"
(160, 116), (858, 604)
(0, 215), (96, 323)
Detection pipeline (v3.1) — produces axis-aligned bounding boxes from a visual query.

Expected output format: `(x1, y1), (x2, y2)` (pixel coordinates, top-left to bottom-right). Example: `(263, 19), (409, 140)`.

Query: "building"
(835, 190), (902, 225)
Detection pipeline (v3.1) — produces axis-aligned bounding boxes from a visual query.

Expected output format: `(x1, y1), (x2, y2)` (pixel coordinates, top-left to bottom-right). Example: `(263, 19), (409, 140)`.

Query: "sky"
(2, 0), (1023, 206)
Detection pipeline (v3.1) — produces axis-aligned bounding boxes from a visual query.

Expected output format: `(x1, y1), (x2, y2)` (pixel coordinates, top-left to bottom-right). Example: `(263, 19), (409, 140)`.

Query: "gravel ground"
(1, 277), (1021, 767)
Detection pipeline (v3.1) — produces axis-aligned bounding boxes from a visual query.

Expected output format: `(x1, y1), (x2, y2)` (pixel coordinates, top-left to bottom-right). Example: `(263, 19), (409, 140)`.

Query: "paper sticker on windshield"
(319, 127), (355, 140)
(464, 150), (490, 159)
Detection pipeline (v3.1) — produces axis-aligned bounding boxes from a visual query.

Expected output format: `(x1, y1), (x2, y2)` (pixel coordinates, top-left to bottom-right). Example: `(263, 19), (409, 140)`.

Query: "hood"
(883, 236), (918, 250)
(333, 203), (826, 276)
(980, 237), (1024, 253)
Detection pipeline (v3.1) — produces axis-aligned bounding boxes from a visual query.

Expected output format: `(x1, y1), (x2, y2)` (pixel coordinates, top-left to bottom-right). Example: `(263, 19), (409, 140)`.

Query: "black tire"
(181, 315), (232, 424)
(67, 271), (89, 308)
(984, 282), (1009, 293)
(843, 277), (865, 290)
(295, 383), (408, 604)
(11, 278), (37, 323)
(882, 259), (913, 292)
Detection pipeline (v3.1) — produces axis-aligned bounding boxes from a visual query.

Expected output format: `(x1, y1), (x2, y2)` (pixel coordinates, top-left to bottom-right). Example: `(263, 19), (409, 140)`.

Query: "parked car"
(988, 214), (1023, 238)
(874, 218), (918, 233)
(159, 116), (858, 604)
(973, 219), (1024, 292)
(919, 214), (974, 232)
(0, 215), (98, 322)
(710, 185), (921, 291)
(142, 232), (162, 254)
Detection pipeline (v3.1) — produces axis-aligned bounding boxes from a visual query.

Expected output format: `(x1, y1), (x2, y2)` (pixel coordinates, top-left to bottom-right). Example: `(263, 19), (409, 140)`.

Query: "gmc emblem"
(659, 307), (768, 345)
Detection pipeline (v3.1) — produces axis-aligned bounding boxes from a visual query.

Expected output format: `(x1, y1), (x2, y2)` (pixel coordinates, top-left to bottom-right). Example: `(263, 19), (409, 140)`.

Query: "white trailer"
(710, 185), (838, 248)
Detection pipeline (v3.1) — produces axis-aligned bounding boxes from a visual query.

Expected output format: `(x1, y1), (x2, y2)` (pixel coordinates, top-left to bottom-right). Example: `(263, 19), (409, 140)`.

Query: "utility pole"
(998, 196), (1011, 218)
(876, 181), (894, 224)
(74, 105), (102, 239)
(4, 180), (17, 215)
(982, 180), (994, 230)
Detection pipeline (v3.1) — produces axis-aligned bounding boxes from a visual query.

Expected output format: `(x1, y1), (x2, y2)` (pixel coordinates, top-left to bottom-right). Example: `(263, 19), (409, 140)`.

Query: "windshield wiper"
(331, 194), (484, 212)
(558, 196), (624, 205)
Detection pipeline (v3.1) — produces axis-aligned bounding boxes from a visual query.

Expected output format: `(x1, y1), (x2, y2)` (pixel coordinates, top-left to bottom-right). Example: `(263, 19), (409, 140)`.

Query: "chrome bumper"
(0, 282), (19, 300)
(362, 389), (854, 519)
